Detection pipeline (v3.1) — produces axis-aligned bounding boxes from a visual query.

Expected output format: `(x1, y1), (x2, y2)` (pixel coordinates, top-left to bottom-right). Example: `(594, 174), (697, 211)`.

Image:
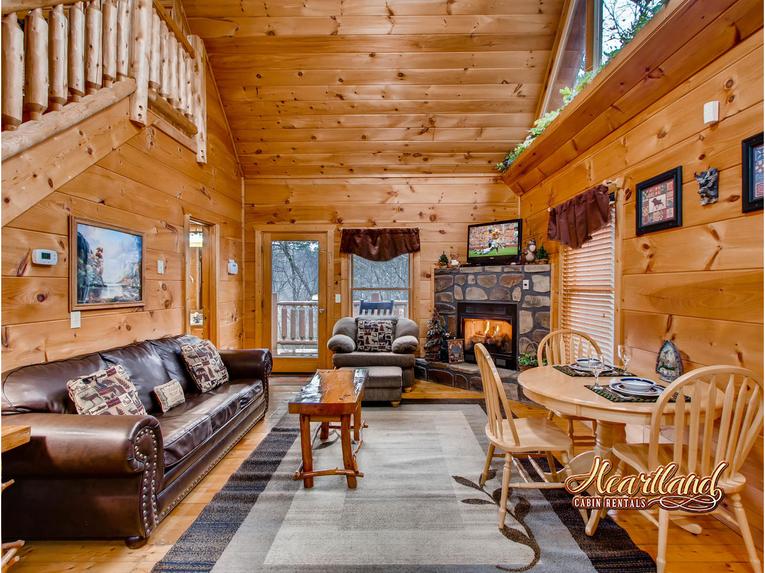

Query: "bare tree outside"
(601, 0), (666, 64)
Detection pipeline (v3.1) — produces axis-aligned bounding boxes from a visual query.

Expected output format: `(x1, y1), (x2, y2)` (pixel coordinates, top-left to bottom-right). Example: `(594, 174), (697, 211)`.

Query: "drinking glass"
(591, 354), (606, 390)
(618, 345), (632, 373)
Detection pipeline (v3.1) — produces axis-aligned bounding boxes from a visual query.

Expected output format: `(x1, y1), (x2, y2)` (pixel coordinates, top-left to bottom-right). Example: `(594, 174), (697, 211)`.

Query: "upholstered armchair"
(328, 317), (420, 392)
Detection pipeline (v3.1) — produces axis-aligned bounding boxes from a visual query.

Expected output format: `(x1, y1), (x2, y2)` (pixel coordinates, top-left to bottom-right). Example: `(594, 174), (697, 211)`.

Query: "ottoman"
(340, 365), (403, 407)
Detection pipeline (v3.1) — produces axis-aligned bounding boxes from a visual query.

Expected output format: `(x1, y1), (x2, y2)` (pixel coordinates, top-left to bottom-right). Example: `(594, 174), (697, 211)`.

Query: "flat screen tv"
(467, 219), (523, 266)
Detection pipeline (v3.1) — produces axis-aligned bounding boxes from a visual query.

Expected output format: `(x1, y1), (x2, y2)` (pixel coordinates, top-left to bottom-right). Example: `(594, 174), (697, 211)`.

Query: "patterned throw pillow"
(181, 339), (229, 392)
(356, 319), (396, 352)
(67, 365), (147, 416)
(153, 379), (186, 413)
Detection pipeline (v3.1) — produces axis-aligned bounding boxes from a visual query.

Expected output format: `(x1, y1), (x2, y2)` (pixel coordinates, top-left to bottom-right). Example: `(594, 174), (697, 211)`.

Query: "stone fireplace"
(434, 264), (551, 368)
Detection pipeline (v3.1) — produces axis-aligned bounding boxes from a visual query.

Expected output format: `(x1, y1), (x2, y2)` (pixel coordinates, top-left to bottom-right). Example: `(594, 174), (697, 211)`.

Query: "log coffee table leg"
(340, 414), (357, 489)
(320, 421), (330, 441)
(353, 402), (362, 441)
(299, 414), (314, 488)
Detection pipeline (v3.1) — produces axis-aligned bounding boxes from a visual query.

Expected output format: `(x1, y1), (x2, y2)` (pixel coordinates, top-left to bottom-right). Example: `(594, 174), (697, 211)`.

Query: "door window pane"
(351, 254), (410, 318)
(271, 240), (319, 357)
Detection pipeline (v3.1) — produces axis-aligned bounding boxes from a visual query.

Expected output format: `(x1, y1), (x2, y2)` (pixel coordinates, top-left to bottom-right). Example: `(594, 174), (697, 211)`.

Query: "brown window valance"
(547, 185), (611, 249)
(340, 228), (420, 262)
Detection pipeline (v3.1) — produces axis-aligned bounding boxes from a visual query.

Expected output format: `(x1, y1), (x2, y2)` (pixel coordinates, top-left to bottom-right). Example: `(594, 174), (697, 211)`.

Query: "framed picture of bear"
(70, 218), (145, 311)
(742, 132), (763, 213)
(635, 167), (683, 236)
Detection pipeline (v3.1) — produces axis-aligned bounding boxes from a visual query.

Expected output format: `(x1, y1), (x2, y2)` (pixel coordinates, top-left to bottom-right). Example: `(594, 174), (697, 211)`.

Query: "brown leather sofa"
(1, 335), (271, 547)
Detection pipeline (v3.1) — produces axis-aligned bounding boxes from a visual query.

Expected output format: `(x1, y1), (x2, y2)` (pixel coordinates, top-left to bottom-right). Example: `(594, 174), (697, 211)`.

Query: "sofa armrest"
(1, 413), (163, 478)
(392, 335), (419, 354)
(219, 348), (272, 385)
(328, 334), (355, 353)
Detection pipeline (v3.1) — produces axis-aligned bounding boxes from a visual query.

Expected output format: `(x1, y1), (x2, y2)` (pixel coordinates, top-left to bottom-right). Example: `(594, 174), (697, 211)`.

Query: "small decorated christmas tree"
(438, 252), (449, 268)
(424, 309), (448, 361)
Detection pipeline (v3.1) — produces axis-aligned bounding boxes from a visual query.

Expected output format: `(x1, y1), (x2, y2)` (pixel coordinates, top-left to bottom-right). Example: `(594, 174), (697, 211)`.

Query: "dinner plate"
(575, 358), (602, 369)
(620, 377), (655, 391)
(609, 379), (664, 397)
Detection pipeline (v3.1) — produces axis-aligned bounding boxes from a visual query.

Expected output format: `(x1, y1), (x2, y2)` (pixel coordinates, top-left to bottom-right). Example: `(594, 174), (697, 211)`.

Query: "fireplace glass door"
(463, 318), (513, 356)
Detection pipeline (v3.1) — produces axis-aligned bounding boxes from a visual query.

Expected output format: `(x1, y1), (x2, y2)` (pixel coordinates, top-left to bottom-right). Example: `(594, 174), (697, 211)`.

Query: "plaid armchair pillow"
(356, 319), (396, 352)
(181, 339), (229, 392)
(67, 365), (146, 416)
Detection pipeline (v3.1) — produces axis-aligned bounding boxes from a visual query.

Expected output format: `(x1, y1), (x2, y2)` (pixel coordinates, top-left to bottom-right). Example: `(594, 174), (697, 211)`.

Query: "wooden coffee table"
(288, 369), (368, 489)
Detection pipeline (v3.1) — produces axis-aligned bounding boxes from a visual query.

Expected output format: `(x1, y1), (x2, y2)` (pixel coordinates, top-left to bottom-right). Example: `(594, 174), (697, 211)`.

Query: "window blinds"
(560, 205), (616, 363)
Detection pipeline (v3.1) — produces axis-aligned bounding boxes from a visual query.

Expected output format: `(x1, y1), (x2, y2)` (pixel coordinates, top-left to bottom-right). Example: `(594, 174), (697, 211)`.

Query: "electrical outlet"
(157, 259), (165, 275)
(522, 279), (530, 289)
(70, 311), (81, 329)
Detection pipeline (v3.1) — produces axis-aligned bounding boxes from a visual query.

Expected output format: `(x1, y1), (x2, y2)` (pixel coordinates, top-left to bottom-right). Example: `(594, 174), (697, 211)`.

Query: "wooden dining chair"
(475, 343), (573, 529)
(537, 329), (601, 446)
(611, 366), (763, 573)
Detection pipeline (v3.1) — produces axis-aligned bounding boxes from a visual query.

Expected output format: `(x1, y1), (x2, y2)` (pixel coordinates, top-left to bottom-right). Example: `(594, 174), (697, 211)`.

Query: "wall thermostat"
(32, 249), (58, 265)
(227, 259), (239, 275)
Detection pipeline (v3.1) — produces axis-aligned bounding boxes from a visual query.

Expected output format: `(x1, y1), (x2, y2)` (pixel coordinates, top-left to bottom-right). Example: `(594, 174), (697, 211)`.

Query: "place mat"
(586, 384), (687, 403)
(554, 364), (633, 378)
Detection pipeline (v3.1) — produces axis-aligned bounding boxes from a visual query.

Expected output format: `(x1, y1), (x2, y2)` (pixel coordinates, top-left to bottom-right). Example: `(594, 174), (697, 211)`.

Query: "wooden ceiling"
(183, 0), (565, 179)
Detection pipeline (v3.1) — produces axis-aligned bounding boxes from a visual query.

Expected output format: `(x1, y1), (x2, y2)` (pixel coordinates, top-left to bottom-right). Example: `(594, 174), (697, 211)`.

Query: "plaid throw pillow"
(181, 340), (229, 392)
(153, 379), (185, 413)
(356, 319), (396, 352)
(67, 365), (147, 416)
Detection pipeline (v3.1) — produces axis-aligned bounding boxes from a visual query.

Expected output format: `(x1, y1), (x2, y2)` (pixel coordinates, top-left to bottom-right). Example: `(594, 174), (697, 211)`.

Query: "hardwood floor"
(9, 379), (760, 573)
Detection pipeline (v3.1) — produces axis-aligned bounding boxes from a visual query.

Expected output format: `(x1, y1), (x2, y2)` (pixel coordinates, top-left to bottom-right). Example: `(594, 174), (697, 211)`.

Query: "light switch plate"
(522, 279), (530, 289)
(335, 293), (342, 303)
(70, 311), (81, 329)
(157, 259), (165, 275)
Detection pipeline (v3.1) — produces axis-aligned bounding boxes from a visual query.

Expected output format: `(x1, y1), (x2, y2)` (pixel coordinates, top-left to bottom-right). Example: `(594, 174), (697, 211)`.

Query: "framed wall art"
(742, 132), (763, 213)
(448, 339), (465, 364)
(70, 218), (145, 311)
(635, 167), (683, 236)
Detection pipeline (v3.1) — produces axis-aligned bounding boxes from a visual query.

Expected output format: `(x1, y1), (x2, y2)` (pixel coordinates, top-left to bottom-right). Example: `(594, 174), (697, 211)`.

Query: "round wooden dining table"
(517, 365), (664, 535)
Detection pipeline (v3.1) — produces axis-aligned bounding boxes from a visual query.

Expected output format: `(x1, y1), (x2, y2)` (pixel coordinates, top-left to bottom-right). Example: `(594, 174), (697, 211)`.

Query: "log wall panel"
(514, 22), (764, 542)
(2, 69), (244, 372)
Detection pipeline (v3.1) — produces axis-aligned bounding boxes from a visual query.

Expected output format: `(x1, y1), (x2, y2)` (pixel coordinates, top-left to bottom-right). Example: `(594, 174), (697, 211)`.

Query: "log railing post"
(2, 12), (25, 130)
(168, 34), (177, 106)
(102, 0), (118, 87)
(129, 0), (151, 124)
(148, 9), (160, 91)
(85, 0), (103, 95)
(68, 1), (86, 101)
(24, 8), (49, 121)
(48, 4), (69, 111)
(116, 0), (131, 79)
(190, 34), (206, 164)
(159, 20), (169, 99)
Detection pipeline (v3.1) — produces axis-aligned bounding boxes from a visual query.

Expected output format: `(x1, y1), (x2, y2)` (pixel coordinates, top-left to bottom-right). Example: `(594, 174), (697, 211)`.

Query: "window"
(599, 0), (666, 66)
(559, 205), (616, 363)
(350, 254), (411, 318)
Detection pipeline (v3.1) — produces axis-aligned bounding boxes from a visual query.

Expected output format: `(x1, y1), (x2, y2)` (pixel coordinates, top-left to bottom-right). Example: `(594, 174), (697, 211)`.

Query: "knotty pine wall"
(2, 72), (244, 373)
(243, 176), (519, 347)
(516, 31), (763, 538)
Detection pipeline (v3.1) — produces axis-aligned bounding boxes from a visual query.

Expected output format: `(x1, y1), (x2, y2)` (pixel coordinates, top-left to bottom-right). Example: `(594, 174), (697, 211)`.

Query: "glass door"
(263, 232), (328, 372)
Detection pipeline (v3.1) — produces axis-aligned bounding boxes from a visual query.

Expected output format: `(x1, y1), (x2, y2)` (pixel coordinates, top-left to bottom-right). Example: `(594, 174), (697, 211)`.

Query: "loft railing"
(1, 0), (206, 162)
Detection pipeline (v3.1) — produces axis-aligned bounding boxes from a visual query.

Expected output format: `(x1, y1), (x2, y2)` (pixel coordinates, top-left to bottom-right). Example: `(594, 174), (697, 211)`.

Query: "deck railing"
(352, 300), (408, 318)
(272, 297), (319, 356)
(1, 0), (206, 162)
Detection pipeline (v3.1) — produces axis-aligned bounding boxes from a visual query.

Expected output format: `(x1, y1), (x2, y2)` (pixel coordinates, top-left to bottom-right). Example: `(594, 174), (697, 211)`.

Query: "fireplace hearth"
(458, 301), (517, 368)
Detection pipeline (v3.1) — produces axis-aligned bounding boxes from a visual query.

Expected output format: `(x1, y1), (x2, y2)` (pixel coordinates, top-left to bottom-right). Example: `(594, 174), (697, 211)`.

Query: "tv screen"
(467, 219), (522, 265)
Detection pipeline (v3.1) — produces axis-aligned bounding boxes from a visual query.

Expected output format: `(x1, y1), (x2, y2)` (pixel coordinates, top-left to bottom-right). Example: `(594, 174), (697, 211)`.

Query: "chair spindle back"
(649, 366), (763, 482)
(537, 328), (602, 366)
(475, 343), (520, 446)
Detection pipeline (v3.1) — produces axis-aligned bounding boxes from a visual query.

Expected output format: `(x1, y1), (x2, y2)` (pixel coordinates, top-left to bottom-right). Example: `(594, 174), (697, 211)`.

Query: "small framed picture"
(742, 132), (763, 213)
(448, 339), (465, 364)
(636, 167), (683, 236)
